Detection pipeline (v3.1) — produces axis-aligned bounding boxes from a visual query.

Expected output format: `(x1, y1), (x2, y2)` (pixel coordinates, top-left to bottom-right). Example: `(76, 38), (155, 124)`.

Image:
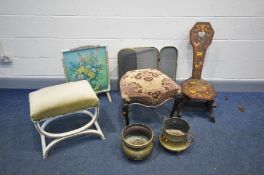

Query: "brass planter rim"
(159, 117), (191, 152)
(164, 117), (190, 131)
(162, 131), (189, 142)
(121, 123), (154, 149)
(162, 117), (189, 142)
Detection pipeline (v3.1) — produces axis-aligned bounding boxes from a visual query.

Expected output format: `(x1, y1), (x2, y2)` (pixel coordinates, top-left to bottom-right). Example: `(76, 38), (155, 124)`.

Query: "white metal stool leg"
(34, 107), (104, 159)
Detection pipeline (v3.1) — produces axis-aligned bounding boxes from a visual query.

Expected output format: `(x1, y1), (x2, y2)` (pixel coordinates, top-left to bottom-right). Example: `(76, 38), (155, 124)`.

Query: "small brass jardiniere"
(159, 117), (191, 152)
(121, 124), (154, 160)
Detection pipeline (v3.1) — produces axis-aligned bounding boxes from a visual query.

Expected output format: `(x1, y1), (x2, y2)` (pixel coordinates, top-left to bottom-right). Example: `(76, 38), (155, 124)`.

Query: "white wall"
(0, 0), (264, 87)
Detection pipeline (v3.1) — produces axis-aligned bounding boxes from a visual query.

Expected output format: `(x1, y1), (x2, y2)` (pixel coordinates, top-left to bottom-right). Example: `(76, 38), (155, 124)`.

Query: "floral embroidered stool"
(29, 80), (105, 158)
(120, 68), (181, 125)
(175, 22), (216, 122)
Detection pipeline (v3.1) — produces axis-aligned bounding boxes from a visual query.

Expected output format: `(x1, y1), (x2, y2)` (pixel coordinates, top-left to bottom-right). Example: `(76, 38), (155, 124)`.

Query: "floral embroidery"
(152, 91), (161, 99)
(143, 77), (153, 81)
(120, 68), (181, 105)
(135, 73), (142, 79)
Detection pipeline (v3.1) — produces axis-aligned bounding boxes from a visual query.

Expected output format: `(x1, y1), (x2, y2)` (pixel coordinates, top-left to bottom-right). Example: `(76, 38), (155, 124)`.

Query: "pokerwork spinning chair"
(118, 47), (181, 125)
(176, 22), (216, 122)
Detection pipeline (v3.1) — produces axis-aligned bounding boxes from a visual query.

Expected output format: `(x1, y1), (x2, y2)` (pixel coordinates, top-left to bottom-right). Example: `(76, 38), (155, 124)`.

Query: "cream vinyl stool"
(29, 80), (105, 158)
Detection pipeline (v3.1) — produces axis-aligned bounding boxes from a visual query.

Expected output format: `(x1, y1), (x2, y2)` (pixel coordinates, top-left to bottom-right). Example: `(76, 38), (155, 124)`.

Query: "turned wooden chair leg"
(207, 100), (216, 123)
(122, 103), (129, 125)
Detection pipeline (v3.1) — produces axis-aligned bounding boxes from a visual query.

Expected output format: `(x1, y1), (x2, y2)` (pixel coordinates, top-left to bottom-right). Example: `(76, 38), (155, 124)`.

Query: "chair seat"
(120, 69), (181, 106)
(29, 80), (99, 122)
(182, 79), (216, 100)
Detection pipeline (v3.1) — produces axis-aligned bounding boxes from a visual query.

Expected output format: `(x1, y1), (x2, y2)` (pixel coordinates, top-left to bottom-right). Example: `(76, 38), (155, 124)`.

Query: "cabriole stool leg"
(122, 103), (129, 126)
(176, 95), (189, 118)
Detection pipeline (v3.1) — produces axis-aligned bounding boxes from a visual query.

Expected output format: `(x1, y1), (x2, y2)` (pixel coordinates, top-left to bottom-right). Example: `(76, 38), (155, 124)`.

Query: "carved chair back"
(190, 22), (214, 79)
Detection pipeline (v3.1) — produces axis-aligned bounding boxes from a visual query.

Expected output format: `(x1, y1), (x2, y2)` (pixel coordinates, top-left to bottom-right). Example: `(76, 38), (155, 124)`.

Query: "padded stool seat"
(29, 80), (99, 121)
(29, 80), (104, 158)
(120, 69), (181, 106)
(182, 79), (216, 100)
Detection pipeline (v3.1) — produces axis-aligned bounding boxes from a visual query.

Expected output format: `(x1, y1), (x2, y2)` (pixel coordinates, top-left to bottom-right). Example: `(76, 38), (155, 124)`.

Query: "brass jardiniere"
(159, 117), (191, 152)
(121, 124), (154, 160)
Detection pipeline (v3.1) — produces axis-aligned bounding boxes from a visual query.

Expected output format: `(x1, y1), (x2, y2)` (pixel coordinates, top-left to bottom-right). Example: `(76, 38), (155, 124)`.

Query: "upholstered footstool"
(29, 80), (105, 158)
(120, 68), (181, 125)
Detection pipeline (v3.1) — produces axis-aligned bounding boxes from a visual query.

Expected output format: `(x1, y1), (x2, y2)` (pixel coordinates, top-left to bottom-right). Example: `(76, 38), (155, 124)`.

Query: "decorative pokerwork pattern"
(182, 79), (216, 100)
(173, 22), (216, 123)
(190, 22), (214, 79)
